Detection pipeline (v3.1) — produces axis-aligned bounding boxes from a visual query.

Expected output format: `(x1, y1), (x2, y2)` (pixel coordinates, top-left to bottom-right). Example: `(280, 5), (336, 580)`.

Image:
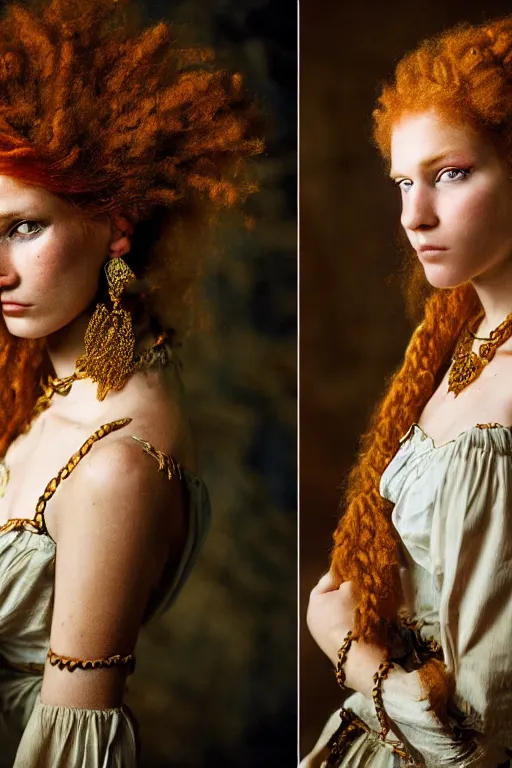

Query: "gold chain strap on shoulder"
(0, 419), (131, 537)
(130, 435), (183, 481)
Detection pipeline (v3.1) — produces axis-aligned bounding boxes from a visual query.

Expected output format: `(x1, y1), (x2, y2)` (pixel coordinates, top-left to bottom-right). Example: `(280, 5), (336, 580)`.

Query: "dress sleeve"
(379, 434), (512, 767)
(13, 693), (138, 767)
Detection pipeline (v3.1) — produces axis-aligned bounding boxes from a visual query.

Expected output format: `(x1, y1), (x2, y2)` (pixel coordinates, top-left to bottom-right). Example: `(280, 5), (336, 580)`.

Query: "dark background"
(300, 0), (512, 758)
(124, 1), (297, 767)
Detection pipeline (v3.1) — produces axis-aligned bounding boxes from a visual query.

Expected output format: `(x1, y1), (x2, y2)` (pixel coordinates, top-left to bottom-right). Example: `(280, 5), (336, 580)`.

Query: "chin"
(2, 317), (55, 340)
(2, 327), (46, 340)
(422, 267), (469, 290)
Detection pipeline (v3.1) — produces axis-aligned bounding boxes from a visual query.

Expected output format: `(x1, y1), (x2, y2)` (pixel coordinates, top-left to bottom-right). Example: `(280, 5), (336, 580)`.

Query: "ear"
(108, 212), (136, 259)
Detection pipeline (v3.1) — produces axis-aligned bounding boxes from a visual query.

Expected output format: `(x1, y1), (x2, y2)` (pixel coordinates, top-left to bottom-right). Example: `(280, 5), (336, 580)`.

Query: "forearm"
(327, 636), (387, 699)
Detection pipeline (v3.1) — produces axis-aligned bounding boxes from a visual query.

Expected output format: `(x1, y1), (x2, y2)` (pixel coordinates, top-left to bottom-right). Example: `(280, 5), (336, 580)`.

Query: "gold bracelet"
(371, 660), (394, 738)
(47, 648), (136, 675)
(335, 630), (354, 690)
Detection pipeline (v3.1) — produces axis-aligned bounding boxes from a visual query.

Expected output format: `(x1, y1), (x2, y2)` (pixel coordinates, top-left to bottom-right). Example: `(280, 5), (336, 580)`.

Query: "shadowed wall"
(120, 2), (297, 767)
(300, 0), (512, 757)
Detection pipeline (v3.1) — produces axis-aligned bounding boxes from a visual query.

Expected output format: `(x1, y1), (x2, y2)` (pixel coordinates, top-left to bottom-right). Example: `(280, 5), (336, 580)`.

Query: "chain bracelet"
(371, 660), (426, 767)
(335, 630), (354, 690)
(371, 660), (394, 738)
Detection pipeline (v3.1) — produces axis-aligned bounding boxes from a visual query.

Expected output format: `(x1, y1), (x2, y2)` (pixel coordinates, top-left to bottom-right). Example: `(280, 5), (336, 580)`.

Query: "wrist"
(334, 636), (388, 699)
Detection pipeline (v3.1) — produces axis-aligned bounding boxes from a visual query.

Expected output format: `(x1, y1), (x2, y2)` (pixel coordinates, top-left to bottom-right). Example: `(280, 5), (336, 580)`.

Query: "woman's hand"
(306, 570), (356, 665)
(306, 569), (388, 699)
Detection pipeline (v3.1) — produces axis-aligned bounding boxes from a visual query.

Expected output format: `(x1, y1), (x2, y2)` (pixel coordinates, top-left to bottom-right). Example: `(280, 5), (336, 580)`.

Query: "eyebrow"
(0, 210), (40, 222)
(389, 150), (470, 178)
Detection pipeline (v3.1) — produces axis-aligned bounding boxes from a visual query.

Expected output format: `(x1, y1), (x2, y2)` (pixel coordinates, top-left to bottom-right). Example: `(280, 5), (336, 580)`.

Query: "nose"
(0, 250), (18, 291)
(400, 183), (439, 233)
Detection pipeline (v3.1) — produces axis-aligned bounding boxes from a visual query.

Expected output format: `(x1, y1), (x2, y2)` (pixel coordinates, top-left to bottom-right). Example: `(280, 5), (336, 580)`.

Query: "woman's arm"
(307, 446), (512, 767)
(306, 572), (387, 699)
(14, 436), (185, 767)
(306, 574), (489, 767)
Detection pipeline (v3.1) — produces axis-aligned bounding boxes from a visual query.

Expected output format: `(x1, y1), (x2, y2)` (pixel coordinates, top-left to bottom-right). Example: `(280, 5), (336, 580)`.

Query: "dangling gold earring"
(75, 255), (137, 401)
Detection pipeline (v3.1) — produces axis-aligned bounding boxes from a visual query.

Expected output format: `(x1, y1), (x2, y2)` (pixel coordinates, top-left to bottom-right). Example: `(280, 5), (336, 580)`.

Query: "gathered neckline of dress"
(381, 419), (512, 508)
(399, 421), (512, 452)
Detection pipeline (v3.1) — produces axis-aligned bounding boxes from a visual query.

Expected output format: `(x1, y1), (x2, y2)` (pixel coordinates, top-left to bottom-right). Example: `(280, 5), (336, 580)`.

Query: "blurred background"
(125, 1), (297, 767)
(300, 0), (512, 759)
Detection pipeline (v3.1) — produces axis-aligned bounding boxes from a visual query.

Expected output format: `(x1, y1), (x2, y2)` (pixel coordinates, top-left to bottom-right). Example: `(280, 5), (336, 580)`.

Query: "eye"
(9, 220), (43, 238)
(394, 179), (412, 192)
(437, 168), (471, 183)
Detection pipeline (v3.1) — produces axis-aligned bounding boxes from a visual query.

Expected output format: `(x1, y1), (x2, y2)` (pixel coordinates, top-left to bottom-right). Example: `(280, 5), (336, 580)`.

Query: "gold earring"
(75, 256), (137, 401)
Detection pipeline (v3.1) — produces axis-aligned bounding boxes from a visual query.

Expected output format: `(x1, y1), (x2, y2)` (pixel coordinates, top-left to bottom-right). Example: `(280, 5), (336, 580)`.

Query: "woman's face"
(390, 110), (512, 289)
(0, 174), (112, 339)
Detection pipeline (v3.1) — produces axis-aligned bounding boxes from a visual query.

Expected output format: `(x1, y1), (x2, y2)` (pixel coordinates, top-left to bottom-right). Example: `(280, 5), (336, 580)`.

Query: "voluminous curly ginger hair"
(330, 16), (512, 723)
(0, 0), (263, 458)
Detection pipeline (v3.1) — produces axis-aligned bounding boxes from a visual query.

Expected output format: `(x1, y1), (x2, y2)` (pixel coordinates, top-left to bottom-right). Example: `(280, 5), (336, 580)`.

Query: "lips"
(417, 244), (446, 252)
(1, 301), (31, 313)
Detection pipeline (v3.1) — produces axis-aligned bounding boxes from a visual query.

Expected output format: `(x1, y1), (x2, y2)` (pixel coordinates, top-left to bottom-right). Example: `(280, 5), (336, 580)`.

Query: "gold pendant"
(446, 306), (512, 397)
(447, 351), (485, 397)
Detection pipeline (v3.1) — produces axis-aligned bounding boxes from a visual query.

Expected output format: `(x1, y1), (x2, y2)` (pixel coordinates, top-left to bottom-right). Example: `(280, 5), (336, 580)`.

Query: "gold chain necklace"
(448, 309), (512, 396)
(0, 332), (170, 498)
(30, 331), (169, 426)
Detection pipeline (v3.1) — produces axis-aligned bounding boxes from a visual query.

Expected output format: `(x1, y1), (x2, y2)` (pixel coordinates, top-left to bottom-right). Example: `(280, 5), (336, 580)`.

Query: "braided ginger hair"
(0, 0), (263, 458)
(330, 15), (512, 722)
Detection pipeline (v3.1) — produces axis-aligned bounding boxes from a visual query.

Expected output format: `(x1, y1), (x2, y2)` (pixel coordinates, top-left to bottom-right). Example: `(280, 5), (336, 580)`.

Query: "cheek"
(25, 228), (103, 298)
(450, 184), (512, 238)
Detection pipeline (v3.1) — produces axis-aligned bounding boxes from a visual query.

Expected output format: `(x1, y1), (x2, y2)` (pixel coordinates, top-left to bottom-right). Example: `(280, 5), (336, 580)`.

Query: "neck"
(45, 309), (92, 380)
(471, 256), (512, 335)
(45, 305), (154, 380)
(41, 304), (156, 419)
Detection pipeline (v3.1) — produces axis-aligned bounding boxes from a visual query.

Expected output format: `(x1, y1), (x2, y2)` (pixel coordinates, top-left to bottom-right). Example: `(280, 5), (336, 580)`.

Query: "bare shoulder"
(77, 431), (180, 493)
(69, 431), (185, 524)
(55, 430), (188, 584)
(50, 358), (194, 542)
(110, 360), (197, 471)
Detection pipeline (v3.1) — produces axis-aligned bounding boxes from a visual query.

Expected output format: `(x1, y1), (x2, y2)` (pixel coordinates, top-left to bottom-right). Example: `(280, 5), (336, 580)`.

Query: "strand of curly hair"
(0, 0), (264, 459)
(329, 14), (512, 724)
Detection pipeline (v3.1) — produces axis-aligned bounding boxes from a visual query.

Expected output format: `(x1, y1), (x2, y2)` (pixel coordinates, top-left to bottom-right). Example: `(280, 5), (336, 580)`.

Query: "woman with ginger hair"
(0, 0), (262, 765)
(303, 15), (512, 768)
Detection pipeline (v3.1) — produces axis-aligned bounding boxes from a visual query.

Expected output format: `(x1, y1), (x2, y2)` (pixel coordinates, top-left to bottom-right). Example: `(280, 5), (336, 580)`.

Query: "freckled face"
(0, 175), (111, 339)
(390, 110), (512, 289)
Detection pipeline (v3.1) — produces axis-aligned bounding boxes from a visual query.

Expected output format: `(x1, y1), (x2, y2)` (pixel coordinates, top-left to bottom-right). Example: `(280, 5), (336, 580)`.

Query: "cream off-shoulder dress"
(0, 413), (211, 767)
(301, 422), (512, 768)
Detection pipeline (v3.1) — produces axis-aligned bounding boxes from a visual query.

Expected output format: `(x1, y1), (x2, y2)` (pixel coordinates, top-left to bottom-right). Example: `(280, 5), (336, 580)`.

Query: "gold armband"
(47, 648), (136, 675)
